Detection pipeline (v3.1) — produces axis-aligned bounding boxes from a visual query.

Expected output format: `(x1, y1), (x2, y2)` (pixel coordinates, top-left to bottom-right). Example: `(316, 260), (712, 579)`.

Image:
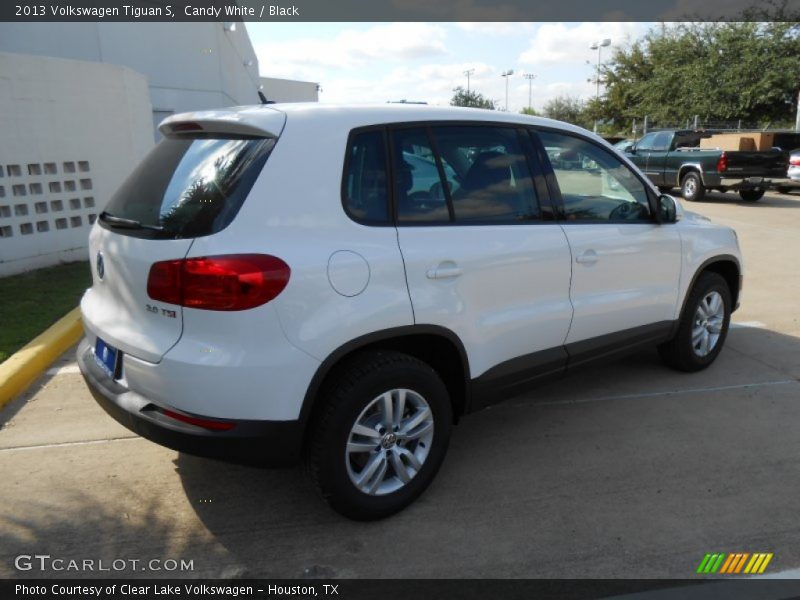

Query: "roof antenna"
(258, 91), (275, 105)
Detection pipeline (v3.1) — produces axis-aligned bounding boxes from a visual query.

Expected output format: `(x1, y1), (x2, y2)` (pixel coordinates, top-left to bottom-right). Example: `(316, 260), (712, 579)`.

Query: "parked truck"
(622, 130), (789, 202)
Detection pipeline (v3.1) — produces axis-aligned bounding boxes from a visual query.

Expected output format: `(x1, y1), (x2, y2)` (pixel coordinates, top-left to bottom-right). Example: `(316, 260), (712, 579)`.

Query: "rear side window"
(343, 130), (389, 223)
(429, 126), (540, 223)
(392, 128), (451, 224)
(101, 135), (274, 239)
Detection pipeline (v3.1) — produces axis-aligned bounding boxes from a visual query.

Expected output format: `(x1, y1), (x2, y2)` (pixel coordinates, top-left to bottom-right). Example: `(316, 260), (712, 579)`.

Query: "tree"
(519, 107), (538, 116)
(541, 95), (587, 126)
(600, 21), (800, 128)
(450, 86), (496, 109)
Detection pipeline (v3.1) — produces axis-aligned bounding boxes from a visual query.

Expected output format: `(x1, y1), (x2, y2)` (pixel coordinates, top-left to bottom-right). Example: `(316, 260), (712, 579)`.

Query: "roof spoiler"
(158, 107), (286, 138)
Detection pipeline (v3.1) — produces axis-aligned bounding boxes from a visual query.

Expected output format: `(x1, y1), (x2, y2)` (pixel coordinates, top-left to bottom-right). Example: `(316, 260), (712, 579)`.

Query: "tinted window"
(539, 130), (651, 222)
(651, 132), (672, 151)
(343, 130), (389, 223)
(392, 128), (450, 223)
(102, 135), (274, 239)
(634, 132), (659, 152)
(430, 126), (539, 223)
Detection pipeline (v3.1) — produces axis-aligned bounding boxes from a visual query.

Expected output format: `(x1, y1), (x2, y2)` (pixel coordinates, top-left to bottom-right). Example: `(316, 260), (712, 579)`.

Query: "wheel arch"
(678, 163), (705, 187)
(676, 255), (741, 329)
(299, 325), (471, 443)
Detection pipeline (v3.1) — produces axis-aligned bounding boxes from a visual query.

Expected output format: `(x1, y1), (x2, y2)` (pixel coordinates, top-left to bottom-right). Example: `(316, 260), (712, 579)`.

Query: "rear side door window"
(537, 130), (652, 222)
(391, 125), (540, 225)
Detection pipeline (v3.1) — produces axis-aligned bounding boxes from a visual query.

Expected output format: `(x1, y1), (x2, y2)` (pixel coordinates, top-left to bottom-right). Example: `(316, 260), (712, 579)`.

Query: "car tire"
(658, 272), (732, 372)
(306, 351), (452, 520)
(680, 171), (705, 202)
(658, 186), (673, 193)
(739, 189), (765, 202)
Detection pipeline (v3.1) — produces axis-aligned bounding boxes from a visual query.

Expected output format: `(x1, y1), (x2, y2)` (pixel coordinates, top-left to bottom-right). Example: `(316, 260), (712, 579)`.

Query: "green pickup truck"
(622, 130), (789, 202)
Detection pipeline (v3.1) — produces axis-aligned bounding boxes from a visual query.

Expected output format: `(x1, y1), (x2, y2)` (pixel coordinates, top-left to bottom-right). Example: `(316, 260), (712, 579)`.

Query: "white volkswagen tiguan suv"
(78, 104), (742, 520)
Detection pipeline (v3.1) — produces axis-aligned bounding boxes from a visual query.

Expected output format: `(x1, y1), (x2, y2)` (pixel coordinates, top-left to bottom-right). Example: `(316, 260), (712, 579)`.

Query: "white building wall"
(0, 22), (263, 139)
(260, 77), (319, 103)
(0, 52), (153, 276)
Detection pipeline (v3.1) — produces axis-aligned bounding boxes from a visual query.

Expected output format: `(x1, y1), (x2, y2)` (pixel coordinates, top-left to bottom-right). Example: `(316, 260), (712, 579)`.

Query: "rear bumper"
(76, 338), (303, 466)
(713, 176), (792, 190)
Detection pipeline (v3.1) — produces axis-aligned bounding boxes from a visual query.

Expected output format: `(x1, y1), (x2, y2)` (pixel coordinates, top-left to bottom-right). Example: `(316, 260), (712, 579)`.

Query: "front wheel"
(681, 172), (705, 202)
(306, 351), (452, 520)
(659, 272), (732, 372)
(739, 189), (765, 202)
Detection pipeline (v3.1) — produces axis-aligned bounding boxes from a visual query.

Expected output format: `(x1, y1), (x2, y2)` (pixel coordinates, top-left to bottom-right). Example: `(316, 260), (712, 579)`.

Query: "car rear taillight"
(147, 254), (290, 311)
(790, 155), (800, 166)
(716, 152), (728, 173)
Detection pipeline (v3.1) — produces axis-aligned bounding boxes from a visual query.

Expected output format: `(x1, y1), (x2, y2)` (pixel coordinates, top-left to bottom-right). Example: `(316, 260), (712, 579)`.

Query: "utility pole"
(463, 68), (475, 94)
(501, 70), (514, 111)
(523, 73), (536, 111)
(795, 90), (800, 132)
(589, 38), (611, 133)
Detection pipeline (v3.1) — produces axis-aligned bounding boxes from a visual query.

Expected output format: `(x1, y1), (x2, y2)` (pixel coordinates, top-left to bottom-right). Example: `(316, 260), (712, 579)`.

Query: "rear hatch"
(81, 109), (284, 363)
(724, 149), (788, 178)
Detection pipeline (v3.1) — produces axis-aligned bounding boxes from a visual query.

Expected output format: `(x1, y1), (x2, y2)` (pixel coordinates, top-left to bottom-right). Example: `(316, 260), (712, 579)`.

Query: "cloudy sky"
(247, 22), (652, 113)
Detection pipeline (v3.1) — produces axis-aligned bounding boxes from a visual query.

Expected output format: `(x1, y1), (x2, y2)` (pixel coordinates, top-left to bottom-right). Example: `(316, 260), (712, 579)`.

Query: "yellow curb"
(0, 307), (83, 410)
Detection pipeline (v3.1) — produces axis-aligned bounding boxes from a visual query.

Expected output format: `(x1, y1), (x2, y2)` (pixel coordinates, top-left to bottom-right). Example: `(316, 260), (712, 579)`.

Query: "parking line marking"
(731, 321), (767, 329)
(0, 436), (140, 453)
(509, 379), (796, 409)
(45, 364), (80, 376)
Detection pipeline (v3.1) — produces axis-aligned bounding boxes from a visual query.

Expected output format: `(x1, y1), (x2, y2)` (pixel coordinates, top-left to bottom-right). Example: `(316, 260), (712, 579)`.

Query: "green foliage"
(519, 107), (538, 116)
(0, 262), (91, 363)
(601, 21), (800, 126)
(541, 95), (590, 128)
(450, 86), (496, 110)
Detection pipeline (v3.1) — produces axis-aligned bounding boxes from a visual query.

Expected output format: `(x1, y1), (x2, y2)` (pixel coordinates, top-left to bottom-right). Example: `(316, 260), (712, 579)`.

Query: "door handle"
(575, 250), (599, 265)
(426, 262), (463, 280)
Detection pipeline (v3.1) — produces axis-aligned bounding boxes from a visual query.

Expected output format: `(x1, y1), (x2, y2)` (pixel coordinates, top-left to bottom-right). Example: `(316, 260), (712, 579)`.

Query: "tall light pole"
(523, 73), (536, 112)
(463, 68), (475, 94)
(501, 69), (514, 111)
(589, 38), (611, 133)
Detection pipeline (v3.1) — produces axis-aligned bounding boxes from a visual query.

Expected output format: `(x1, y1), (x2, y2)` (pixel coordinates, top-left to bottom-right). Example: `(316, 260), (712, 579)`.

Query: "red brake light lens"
(716, 152), (728, 173)
(147, 254), (290, 311)
(162, 409), (235, 431)
(790, 155), (800, 166)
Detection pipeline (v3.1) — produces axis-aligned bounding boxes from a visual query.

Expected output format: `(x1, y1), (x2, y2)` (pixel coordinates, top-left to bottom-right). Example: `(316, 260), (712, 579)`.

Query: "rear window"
(100, 135), (275, 239)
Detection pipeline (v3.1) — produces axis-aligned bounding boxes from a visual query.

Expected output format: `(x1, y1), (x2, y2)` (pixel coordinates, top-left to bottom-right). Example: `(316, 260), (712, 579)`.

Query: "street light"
(523, 73), (536, 112)
(463, 68), (475, 94)
(589, 38), (611, 132)
(501, 69), (514, 111)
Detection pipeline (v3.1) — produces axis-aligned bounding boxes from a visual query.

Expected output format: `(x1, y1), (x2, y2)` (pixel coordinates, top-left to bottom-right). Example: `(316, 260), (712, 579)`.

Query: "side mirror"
(657, 194), (678, 223)
(623, 144), (635, 154)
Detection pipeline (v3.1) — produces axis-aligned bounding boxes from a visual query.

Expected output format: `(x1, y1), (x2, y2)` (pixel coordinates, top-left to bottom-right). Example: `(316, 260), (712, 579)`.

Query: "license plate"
(94, 337), (120, 378)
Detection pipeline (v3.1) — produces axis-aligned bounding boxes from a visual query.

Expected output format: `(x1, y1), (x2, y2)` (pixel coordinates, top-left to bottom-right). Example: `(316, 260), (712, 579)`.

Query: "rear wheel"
(306, 351), (452, 520)
(680, 171), (705, 202)
(739, 189), (764, 202)
(659, 272), (732, 372)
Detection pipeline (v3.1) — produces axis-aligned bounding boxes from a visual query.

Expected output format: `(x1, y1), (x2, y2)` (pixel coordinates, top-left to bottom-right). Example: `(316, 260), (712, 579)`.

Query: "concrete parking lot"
(2, 190), (799, 580)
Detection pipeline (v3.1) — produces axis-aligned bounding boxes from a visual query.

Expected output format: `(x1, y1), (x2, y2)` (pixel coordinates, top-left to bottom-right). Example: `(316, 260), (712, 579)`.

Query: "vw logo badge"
(96, 252), (105, 280)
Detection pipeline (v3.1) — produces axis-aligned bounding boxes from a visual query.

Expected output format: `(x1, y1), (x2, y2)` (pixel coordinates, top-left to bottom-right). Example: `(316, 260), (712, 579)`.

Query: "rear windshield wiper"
(99, 211), (164, 231)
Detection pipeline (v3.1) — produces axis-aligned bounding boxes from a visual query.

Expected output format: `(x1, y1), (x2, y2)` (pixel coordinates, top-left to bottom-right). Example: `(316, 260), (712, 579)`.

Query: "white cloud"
(255, 23), (448, 77)
(518, 22), (649, 67)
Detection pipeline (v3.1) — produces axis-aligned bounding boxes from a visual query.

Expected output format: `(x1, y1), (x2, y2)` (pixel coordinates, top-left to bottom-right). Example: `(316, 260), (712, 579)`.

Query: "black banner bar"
(1, 0), (800, 22)
(5, 579), (800, 600)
